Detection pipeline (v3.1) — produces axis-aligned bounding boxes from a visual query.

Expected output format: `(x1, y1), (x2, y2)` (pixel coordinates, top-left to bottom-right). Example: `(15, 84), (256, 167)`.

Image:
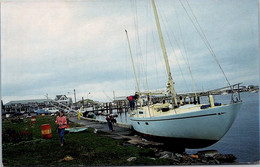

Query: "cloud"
(1, 0), (258, 104)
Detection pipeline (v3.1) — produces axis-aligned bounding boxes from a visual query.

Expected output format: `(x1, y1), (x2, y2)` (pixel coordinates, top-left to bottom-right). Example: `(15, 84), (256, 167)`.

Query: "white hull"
(130, 102), (242, 141)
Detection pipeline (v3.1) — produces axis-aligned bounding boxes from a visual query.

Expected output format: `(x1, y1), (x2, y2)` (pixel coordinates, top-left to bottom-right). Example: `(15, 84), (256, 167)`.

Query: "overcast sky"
(1, 0), (259, 104)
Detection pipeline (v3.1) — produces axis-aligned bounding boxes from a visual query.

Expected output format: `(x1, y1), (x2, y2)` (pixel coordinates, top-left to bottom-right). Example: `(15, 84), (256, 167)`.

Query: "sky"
(1, 0), (259, 104)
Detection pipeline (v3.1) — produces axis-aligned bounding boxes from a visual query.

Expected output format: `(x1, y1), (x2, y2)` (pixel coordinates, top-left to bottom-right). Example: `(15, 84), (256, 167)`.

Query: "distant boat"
(250, 89), (259, 93)
(221, 91), (229, 95)
(126, 0), (242, 148)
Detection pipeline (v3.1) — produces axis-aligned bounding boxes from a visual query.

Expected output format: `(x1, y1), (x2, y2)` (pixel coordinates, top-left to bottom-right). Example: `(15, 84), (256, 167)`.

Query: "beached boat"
(126, 0), (242, 147)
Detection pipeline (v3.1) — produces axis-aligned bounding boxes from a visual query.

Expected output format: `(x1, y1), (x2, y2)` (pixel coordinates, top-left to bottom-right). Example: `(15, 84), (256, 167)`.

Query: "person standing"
(127, 96), (135, 110)
(55, 111), (67, 146)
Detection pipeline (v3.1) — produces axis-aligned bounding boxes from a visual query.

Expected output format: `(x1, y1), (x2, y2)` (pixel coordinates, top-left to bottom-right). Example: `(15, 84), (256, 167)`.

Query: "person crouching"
(106, 114), (117, 132)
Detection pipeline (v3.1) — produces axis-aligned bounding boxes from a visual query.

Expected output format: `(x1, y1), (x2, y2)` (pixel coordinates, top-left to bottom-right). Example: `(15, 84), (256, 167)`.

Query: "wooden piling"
(106, 103), (108, 114)
(109, 102), (112, 114)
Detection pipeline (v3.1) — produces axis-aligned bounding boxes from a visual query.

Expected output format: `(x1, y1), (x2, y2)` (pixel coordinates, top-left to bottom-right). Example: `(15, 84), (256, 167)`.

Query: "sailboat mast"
(125, 30), (140, 93)
(151, 0), (178, 106)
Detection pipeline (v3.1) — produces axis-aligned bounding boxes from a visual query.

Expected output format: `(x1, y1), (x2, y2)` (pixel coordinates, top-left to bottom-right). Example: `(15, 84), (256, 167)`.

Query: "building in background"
(55, 95), (73, 106)
(3, 95), (73, 114)
(3, 99), (54, 113)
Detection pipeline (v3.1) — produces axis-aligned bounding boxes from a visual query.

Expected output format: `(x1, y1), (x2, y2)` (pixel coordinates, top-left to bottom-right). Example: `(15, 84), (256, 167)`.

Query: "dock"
(69, 115), (133, 136)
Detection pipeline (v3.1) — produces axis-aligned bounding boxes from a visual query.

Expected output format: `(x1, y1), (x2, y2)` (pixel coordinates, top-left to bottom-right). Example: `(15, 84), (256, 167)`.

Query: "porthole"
(137, 122), (140, 125)
(145, 122), (149, 125)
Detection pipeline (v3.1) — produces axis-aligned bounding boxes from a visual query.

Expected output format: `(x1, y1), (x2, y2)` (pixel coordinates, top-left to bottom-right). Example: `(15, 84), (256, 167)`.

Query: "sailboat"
(126, 0), (242, 147)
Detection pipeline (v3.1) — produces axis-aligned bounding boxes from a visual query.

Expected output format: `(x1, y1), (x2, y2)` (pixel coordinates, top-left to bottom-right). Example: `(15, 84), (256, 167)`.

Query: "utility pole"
(74, 89), (77, 103)
(113, 91), (115, 100)
(87, 92), (91, 107)
(82, 97), (84, 107)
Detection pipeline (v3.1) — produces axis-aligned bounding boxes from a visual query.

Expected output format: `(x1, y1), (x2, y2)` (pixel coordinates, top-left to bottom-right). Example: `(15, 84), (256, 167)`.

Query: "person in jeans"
(55, 111), (67, 146)
(127, 96), (135, 110)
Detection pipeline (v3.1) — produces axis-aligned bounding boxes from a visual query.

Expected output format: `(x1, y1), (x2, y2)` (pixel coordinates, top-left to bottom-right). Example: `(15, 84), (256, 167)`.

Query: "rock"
(59, 155), (74, 162)
(158, 151), (172, 157)
(160, 154), (170, 159)
(175, 153), (183, 158)
(127, 157), (137, 162)
(149, 157), (156, 160)
(170, 156), (181, 163)
(213, 154), (236, 162)
(141, 138), (147, 142)
(201, 159), (207, 163)
(214, 159), (220, 164)
(64, 156), (74, 161)
(197, 150), (220, 158)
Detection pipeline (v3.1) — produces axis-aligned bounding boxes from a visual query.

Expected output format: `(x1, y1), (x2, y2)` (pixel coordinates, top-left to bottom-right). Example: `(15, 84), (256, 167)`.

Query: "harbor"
(2, 91), (258, 165)
(0, 109), (244, 166)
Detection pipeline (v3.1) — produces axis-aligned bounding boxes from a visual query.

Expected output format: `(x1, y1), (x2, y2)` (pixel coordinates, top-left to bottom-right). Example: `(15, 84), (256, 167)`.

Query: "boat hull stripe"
(130, 112), (226, 122)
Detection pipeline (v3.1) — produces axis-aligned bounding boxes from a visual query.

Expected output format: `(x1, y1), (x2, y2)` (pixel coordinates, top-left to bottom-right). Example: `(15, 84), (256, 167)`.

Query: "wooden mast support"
(151, 0), (178, 106)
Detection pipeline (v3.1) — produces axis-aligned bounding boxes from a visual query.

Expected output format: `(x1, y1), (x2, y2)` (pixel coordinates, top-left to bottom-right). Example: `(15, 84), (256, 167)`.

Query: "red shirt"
(128, 96), (133, 101)
(55, 116), (67, 129)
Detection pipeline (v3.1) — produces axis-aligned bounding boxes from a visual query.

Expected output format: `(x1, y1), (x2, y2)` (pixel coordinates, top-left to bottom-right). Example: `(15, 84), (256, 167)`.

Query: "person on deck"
(127, 96), (135, 110)
(55, 111), (67, 146)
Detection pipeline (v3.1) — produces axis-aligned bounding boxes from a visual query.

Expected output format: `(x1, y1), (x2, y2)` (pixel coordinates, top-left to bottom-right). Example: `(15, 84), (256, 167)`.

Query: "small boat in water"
(126, 0), (242, 148)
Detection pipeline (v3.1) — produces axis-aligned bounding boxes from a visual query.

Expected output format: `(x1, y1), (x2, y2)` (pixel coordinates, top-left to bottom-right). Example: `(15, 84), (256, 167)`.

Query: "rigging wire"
(131, 0), (141, 91)
(144, 0), (150, 92)
(131, 0), (148, 91)
(180, 0), (233, 90)
(156, 1), (191, 93)
(150, 2), (170, 89)
(171, 1), (197, 95)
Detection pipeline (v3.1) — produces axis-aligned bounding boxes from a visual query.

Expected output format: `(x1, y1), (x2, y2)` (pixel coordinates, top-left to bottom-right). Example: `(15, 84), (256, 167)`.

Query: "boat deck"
(131, 103), (225, 118)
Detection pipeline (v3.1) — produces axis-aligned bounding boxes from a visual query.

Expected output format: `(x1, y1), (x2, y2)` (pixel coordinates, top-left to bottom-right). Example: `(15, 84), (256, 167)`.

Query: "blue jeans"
(107, 121), (113, 131)
(129, 100), (135, 110)
(58, 128), (65, 144)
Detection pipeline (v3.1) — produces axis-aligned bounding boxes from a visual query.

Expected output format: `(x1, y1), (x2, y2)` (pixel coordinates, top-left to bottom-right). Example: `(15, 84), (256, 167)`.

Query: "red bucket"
(41, 124), (52, 139)
(31, 116), (36, 123)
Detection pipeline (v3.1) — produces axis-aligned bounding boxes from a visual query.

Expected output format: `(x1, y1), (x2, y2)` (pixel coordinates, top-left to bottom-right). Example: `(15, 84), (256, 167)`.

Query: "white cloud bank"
(1, 0), (259, 103)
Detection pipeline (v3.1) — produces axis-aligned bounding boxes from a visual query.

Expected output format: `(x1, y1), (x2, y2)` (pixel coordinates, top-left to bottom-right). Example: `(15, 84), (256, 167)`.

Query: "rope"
(157, 1), (192, 93)
(144, 1), (150, 92)
(132, 0), (149, 91)
(180, 0), (233, 91)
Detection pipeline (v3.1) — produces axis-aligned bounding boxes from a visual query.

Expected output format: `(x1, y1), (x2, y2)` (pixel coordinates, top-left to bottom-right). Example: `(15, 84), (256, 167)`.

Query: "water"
(96, 92), (259, 163)
(96, 109), (131, 123)
(186, 92), (259, 164)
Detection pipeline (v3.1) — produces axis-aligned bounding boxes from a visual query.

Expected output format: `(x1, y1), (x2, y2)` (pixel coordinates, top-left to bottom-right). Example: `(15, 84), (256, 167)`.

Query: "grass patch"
(3, 116), (171, 166)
